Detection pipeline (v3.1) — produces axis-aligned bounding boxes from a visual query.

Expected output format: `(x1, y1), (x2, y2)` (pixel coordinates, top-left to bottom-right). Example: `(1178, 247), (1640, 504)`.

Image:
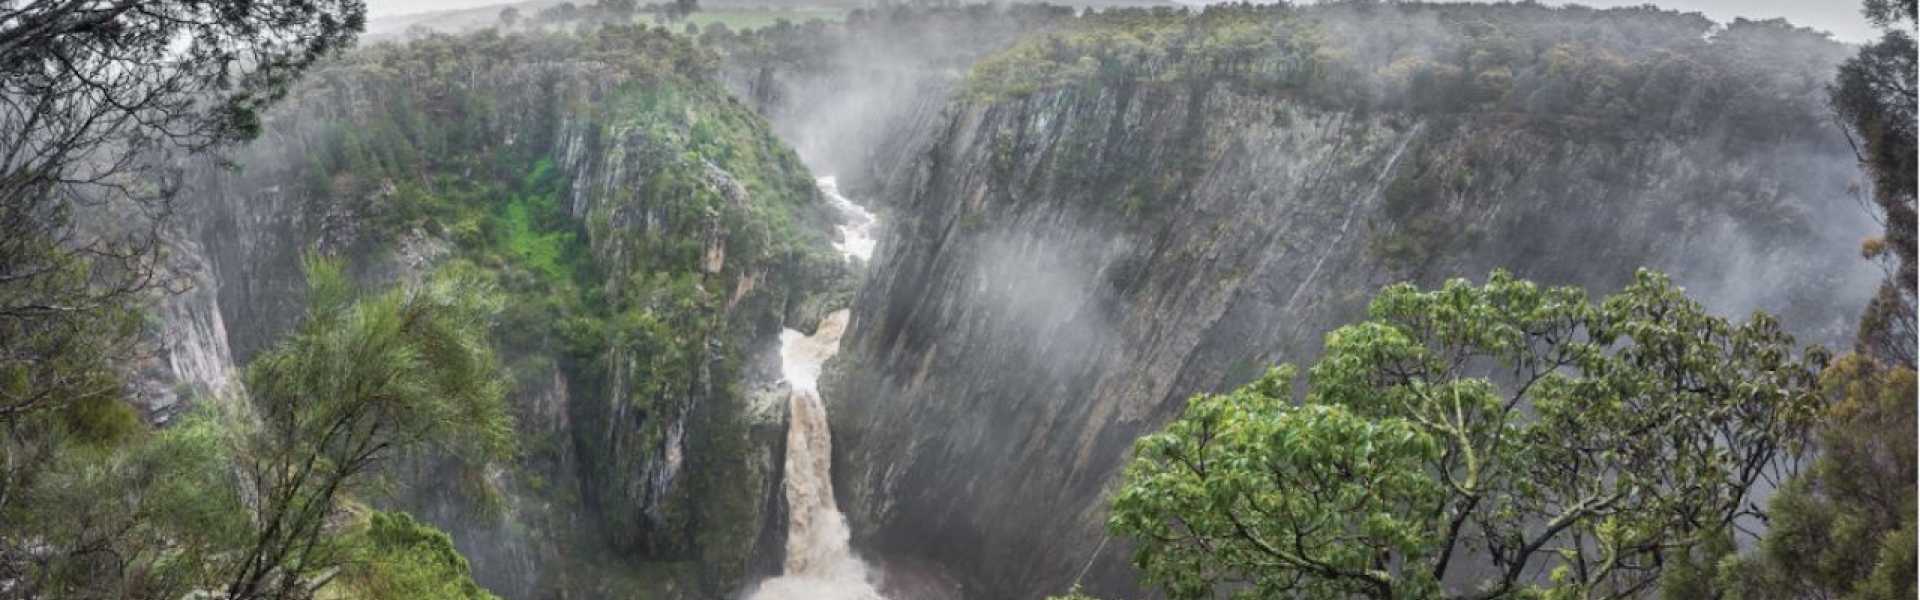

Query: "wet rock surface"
(823, 78), (1875, 599)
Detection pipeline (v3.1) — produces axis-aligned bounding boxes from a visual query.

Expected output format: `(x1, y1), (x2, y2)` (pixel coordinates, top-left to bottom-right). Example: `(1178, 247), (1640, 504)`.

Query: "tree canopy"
(0, 0), (367, 336)
(0, 0), (366, 551)
(1833, 0), (1917, 368)
(1108, 270), (1828, 599)
(340, 510), (501, 600)
(1687, 354), (1917, 600)
(223, 257), (513, 599)
(0, 259), (513, 599)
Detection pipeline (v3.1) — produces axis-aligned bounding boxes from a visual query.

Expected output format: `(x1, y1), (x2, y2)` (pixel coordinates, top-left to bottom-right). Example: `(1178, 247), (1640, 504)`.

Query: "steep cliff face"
(126, 233), (245, 422)
(141, 29), (850, 598)
(820, 7), (1875, 597)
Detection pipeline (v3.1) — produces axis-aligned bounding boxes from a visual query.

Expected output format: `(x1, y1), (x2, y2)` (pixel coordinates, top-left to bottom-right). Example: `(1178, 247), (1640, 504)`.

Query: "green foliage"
(961, 8), (1290, 102)
(5, 14), (837, 599)
(271, 23), (844, 591)
(1113, 366), (1444, 599)
(1832, 1), (1917, 368)
(1655, 529), (1741, 600)
(291, 24), (726, 207)
(1682, 8), (1920, 597)
(58, 392), (141, 449)
(341, 511), (500, 600)
(226, 257), (514, 598)
(0, 232), (156, 594)
(498, 161), (579, 282)
(611, 271), (711, 403)
(261, 256), (517, 465)
(700, 3), (1074, 105)
(1108, 269), (1828, 599)
(1699, 355), (1917, 600)
(0, 3), (366, 506)
(684, 8), (842, 32)
(5, 408), (254, 597)
(612, 77), (825, 270)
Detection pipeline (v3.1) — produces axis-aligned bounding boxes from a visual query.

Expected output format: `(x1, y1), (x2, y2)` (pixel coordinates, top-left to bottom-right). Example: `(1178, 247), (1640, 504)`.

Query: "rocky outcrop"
(821, 19), (1876, 600)
(126, 234), (243, 422)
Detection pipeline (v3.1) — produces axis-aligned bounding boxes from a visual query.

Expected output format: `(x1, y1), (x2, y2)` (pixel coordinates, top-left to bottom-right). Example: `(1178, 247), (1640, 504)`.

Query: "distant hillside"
(364, 0), (1179, 40)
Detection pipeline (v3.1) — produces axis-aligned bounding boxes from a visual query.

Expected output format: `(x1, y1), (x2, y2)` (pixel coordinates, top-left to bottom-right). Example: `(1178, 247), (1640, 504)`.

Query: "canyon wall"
(817, 6), (1878, 598)
(137, 29), (853, 599)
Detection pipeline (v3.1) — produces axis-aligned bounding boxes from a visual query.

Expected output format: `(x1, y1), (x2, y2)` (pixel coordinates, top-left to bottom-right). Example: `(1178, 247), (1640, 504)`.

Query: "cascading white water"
(747, 177), (889, 600)
(820, 177), (877, 263)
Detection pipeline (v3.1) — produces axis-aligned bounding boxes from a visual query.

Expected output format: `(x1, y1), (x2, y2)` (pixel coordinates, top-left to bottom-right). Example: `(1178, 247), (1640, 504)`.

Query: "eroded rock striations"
(816, 5), (1878, 598)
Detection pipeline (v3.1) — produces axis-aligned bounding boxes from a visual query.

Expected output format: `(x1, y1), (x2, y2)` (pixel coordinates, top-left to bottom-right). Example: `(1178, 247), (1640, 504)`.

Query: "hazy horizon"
(366, 0), (1882, 41)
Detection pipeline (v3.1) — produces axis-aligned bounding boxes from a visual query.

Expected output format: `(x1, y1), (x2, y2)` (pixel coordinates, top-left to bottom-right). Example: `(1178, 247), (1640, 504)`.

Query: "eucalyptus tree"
(1835, 0), (1918, 368)
(1693, 354), (1916, 600)
(1109, 270), (1827, 599)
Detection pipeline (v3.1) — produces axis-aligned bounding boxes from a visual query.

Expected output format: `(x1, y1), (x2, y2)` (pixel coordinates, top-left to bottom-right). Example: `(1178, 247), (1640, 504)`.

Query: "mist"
(9, 1), (1906, 600)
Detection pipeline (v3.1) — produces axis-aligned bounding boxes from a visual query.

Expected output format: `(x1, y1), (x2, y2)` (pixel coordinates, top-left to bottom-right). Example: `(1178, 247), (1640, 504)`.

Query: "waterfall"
(1284, 122), (1425, 310)
(747, 178), (889, 600)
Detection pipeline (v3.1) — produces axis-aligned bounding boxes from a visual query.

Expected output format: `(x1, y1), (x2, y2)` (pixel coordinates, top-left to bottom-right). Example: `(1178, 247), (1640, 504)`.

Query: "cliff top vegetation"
(965, 1), (1848, 142)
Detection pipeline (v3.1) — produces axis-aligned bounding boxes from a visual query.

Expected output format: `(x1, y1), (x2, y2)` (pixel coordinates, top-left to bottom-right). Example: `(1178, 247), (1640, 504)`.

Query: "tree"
(1684, 355), (1916, 600)
(1686, 3), (1920, 596)
(0, 0), (365, 518)
(1696, 5), (1920, 594)
(222, 257), (513, 599)
(540, 2), (580, 24)
(658, 0), (698, 23)
(0, 259), (512, 598)
(0, 406), (253, 598)
(0, 1), (365, 589)
(1108, 270), (1828, 599)
(500, 6), (522, 29)
(1833, 0), (1918, 368)
(594, 0), (638, 22)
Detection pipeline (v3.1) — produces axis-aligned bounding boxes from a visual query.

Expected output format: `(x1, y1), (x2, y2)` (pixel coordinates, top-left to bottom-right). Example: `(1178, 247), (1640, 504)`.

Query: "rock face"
(818, 13), (1876, 600)
(118, 6), (1885, 599)
(125, 233), (244, 422)
(134, 30), (851, 599)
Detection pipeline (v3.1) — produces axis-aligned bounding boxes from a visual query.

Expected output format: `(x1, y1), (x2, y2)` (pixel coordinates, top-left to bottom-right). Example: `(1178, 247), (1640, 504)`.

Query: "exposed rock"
(823, 69), (1875, 600)
(132, 32), (852, 598)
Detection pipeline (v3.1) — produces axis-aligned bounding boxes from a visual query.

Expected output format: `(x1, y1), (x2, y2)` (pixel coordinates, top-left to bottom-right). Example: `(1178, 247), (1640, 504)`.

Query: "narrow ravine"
(747, 177), (888, 600)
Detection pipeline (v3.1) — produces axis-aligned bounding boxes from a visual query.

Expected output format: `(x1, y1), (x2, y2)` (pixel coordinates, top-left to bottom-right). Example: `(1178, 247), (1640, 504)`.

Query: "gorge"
(177, 6), (1881, 596)
(7, 1), (1911, 600)
(758, 5), (1883, 598)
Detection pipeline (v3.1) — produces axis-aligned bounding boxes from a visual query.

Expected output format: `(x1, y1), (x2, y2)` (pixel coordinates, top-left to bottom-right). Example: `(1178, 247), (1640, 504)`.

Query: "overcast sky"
(363, 0), (1882, 42)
